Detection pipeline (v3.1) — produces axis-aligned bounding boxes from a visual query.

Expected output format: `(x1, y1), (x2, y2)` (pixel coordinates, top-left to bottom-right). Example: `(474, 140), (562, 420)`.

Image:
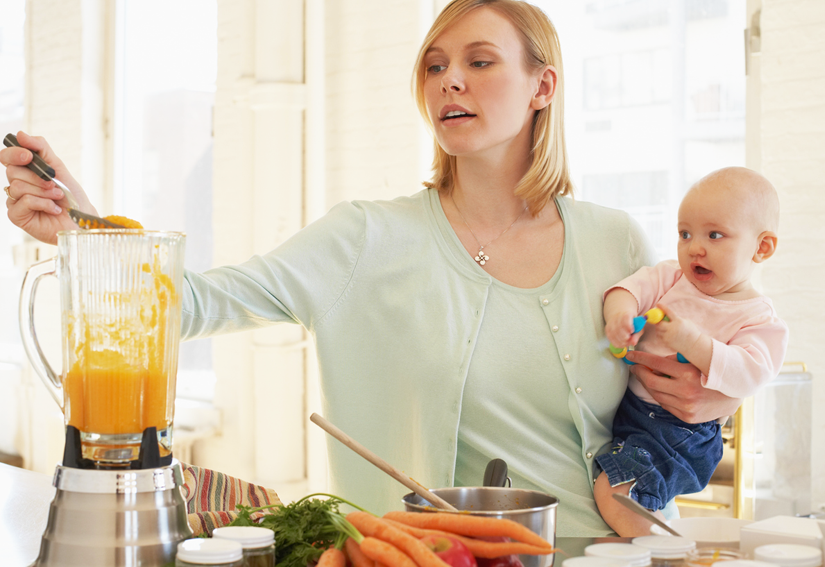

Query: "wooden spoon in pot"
(310, 412), (458, 512)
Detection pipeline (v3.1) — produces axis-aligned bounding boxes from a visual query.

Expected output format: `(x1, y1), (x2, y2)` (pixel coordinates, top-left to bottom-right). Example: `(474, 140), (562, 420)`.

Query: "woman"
(1, 0), (740, 535)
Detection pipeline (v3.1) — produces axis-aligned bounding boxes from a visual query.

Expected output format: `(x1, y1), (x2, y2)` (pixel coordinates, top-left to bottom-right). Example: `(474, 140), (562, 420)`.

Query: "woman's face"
(422, 7), (553, 160)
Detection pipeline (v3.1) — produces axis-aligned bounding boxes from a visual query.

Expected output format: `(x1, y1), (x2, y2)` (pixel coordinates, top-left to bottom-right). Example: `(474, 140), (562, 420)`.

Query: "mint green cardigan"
(181, 189), (655, 533)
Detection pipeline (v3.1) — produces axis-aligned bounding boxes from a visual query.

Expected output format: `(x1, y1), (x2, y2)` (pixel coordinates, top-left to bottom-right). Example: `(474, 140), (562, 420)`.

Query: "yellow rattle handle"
(644, 307), (666, 325)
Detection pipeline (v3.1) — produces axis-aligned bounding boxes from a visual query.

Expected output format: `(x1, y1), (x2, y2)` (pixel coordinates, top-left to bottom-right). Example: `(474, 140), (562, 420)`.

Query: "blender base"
(32, 459), (193, 567)
(32, 426), (191, 566)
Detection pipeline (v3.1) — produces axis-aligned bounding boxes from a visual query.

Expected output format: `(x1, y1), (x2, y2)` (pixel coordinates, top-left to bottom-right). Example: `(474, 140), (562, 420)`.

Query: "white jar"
(563, 557), (633, 567)
(586, 543), (653, 567)
(212, 526), (276, 567)
(176, 538), (244, 567)
(632, 535), (696, 565)
(754, 544), (823, 567)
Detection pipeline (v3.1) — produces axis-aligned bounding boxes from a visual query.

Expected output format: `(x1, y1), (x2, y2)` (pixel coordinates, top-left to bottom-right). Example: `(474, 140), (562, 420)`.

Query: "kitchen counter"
(3, 461), (625, 566)
(2, 463), (55, 567)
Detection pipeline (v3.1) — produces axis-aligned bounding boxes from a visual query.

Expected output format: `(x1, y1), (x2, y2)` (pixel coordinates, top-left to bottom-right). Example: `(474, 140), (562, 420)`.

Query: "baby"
(593, 167), (789, 536)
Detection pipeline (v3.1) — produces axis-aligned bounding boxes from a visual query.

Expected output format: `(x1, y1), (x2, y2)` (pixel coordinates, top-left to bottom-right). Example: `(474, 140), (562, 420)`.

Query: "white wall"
(324, 0), (436, 206)
(193, 0), (309, 502)
(759, 0), (825, 512)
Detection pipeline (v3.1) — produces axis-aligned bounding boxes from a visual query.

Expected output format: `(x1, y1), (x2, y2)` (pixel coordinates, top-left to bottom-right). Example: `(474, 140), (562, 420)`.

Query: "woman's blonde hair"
(413, 0), (572, 215)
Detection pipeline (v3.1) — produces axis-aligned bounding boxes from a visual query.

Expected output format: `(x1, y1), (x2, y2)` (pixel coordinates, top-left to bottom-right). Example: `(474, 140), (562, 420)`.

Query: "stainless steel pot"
(402, 486), (558, 567)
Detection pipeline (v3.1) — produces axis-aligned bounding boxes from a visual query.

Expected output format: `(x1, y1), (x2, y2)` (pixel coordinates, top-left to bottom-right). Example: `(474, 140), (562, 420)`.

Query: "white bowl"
(650, 518), (754, 544)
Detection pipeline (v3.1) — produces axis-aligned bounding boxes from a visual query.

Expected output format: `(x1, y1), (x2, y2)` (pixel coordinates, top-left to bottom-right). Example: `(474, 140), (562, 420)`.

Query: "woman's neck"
(452, 140), (532, 223)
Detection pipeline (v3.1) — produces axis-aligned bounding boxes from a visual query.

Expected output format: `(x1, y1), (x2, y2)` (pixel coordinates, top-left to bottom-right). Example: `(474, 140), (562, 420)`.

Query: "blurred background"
(0, 0), (820, 520)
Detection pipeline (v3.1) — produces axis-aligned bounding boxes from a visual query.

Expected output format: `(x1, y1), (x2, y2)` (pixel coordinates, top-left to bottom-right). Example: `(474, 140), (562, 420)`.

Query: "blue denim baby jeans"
(595, 389), (723, 511)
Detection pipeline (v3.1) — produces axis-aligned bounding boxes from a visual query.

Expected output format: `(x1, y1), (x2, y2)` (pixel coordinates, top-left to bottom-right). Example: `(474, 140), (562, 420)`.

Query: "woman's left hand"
(626, 350), (741, 424)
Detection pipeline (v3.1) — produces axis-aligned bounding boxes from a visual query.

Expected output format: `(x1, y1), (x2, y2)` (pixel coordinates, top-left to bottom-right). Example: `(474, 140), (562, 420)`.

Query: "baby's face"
(677, 180), (764, 297)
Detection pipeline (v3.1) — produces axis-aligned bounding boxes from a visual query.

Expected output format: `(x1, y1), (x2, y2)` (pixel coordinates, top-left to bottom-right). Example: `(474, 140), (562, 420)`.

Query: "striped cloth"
(180, 462), (283, 536)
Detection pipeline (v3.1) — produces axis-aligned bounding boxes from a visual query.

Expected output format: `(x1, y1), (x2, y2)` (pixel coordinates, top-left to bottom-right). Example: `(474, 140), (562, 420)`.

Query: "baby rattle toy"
(608, 307), (689, 365)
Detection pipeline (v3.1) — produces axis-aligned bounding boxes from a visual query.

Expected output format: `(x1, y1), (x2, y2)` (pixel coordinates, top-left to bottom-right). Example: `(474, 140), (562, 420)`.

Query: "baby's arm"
(655, 304), (789, 396)
(703, 317), (789, 398)
(604, 288), (642, 348)
(655, 305), (713, 376)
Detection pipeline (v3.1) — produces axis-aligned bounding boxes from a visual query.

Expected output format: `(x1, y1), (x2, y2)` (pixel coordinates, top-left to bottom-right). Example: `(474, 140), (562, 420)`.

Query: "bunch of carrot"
(315, 510), (557, 567)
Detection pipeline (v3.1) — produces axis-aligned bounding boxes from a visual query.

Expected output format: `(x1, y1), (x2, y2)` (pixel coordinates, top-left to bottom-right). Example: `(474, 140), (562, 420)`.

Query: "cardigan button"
(564, 354), (571, 361)
(552, 325), (559, 332)
(586, 452), (593, 459)
(541, 298), (549, 306)
(575, 387), (582, 394)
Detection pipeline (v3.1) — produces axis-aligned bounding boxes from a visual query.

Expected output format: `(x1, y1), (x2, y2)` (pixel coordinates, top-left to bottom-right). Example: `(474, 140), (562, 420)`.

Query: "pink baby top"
(608, 259), (789, 405)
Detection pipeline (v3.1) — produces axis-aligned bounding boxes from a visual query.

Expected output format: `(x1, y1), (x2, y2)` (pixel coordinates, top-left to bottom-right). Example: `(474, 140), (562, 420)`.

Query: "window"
(539, 0), (746, 260)
(584, 49), (671, 110)
(113, 0), (217, 400)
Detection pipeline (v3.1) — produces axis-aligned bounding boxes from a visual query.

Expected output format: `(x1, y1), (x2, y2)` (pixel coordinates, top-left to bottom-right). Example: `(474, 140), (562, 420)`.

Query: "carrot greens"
(228, 493), (366, 567)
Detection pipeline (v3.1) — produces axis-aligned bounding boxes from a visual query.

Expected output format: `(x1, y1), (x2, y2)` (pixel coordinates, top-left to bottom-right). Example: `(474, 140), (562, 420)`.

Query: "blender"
(20, 229), (193, 566)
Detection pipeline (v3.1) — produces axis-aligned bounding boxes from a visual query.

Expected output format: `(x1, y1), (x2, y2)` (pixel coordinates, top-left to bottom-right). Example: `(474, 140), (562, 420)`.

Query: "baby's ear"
(753, 231), (777, 263)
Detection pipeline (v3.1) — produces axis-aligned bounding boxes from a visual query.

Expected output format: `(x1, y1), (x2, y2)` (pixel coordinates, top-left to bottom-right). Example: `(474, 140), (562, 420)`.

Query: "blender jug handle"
(19, 257), (63, 408)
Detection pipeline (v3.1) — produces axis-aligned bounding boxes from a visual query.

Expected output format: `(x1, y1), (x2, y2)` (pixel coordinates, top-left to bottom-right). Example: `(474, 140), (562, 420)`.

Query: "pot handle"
(19, 256), (63, 408)
(483, 458), (511, 487)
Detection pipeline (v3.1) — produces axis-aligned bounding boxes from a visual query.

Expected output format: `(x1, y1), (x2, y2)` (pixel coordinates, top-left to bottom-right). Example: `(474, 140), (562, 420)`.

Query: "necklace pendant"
(474, 247), (490, 266)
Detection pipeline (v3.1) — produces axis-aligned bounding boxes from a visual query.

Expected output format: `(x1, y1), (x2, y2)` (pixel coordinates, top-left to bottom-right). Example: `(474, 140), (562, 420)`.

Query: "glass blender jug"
(20, 230), (186, 467)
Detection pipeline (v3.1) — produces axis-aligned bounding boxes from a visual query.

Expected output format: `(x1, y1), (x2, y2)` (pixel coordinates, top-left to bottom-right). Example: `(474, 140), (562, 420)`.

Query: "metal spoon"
(612, 493), (684, 537)
(3, 133), (124, 228)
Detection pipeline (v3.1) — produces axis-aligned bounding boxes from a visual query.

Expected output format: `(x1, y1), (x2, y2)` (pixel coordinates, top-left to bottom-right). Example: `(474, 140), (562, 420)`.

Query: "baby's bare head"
(686, 166), (780, 235)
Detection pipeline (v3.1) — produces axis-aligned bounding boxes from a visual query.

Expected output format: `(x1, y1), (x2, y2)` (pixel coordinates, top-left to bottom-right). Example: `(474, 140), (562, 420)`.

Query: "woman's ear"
(531, 65), (557, 110)
(753, 231), (778, 263)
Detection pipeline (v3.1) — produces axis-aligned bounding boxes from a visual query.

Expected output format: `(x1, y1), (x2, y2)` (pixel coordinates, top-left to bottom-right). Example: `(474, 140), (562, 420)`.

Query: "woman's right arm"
(1, 131), (96, 244)
(627, 352), (743, 423)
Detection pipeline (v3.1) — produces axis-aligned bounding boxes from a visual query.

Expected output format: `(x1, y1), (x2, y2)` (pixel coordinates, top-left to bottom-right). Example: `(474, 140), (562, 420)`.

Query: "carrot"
(383, 511), (553, 550)
(360, 537), (417, 567)
(317, 547), (346, 567)
(347, 511), (450, 567)
(383, 518), (556, 558)
(346, 537), (376, 567)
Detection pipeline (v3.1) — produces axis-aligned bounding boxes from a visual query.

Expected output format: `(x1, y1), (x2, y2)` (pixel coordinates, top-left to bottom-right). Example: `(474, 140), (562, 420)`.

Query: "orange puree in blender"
(64, 258), (179, 436)
(64, 350), (168, 434)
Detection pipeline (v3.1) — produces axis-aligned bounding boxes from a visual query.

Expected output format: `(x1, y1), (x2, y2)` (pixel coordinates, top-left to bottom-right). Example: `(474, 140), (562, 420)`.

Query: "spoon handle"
(310, 413), (458, 511)
(612, 493), (683, 537)
(3, 133), (80, 210)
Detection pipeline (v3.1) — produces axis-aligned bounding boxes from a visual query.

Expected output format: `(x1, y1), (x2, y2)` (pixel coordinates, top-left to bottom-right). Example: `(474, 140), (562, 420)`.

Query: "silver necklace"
(450, 192), (528, 266)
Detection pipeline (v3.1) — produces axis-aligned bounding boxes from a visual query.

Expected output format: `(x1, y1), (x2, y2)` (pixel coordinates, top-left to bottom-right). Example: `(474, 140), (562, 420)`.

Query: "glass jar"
(632, 535), (697, 567)
(685, 548), (749, 567)
(175, 538), (244, 567)
(586, 543), (653, 567)
(212, 526), (276, 567)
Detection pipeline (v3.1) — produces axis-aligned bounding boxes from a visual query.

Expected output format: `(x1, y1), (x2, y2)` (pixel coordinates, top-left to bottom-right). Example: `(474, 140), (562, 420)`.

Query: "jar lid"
(212, 526), (275, 549)
(563, 556), (634, 567)
(632, 536), (696, 559)
(586, 543), (652, 567)
(176, 538), (243, 564)
(755, 544), (823, 567)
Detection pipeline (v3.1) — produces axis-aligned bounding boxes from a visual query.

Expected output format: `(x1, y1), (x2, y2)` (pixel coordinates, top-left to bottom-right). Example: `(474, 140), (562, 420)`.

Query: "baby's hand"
(605, 312), (641, 348)
(655, 305), (702, 353)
